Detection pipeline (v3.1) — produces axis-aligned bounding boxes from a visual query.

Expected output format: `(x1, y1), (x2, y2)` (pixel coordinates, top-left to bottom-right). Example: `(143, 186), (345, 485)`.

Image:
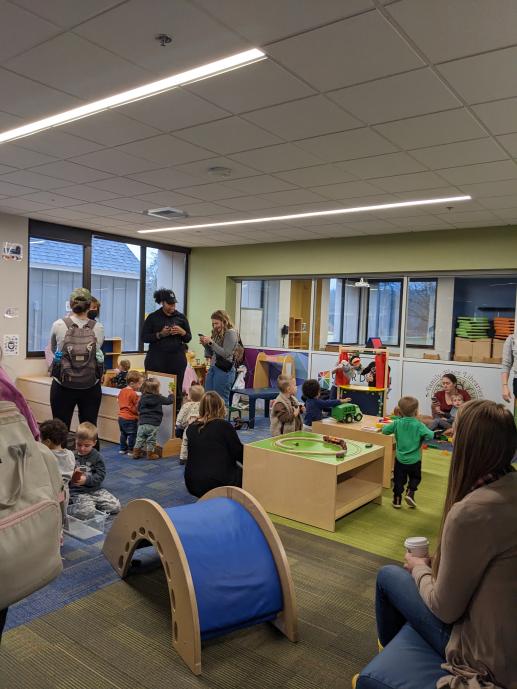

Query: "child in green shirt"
(382, 396), (434, 509)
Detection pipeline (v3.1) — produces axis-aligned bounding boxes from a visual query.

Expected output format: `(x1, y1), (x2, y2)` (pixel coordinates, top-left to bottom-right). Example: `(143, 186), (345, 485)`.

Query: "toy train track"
(273, 435), (347, 458)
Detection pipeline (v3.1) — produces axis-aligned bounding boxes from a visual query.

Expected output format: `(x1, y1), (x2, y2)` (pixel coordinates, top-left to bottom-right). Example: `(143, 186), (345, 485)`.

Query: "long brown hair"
(197, 391), (226, 429)
(433, 399), (516, 577)
(210, 309), (235, 343)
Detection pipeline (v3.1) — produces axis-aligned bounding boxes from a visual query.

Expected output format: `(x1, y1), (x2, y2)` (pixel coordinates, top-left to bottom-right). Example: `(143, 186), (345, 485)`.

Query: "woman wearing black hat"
(141, 288), (192, 409)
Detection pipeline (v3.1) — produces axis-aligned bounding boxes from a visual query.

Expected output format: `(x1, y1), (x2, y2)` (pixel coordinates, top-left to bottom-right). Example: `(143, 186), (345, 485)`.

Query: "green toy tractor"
(331, 402), (363, 424)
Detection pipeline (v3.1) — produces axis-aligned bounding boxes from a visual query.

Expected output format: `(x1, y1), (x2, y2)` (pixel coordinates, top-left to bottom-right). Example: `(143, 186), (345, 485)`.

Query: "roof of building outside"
(29, 238), (140, 274)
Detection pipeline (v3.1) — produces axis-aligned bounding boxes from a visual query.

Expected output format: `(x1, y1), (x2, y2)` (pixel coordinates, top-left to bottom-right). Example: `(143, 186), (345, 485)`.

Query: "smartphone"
(198, 333), (204, 337)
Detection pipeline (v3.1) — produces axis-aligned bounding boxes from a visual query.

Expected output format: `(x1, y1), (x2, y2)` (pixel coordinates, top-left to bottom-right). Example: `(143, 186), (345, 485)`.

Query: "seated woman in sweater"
(374, 399), (517, 689)
(184, 391), (243, 498)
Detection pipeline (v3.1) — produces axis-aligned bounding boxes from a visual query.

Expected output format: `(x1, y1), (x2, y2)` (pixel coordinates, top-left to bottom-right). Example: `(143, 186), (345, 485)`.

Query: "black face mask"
(87, 310), (98, 320)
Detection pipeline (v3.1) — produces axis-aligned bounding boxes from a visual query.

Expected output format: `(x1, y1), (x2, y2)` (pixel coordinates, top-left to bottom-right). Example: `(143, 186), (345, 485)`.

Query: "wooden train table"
(243, 431), (383, 532)
(312, 415), (395, 489)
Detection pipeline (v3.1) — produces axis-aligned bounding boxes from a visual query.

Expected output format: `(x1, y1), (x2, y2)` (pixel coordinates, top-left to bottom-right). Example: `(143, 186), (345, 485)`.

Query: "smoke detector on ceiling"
(207, 165), (232, 178)
(143, 207), (189, 220)
(354, 277), (370, 288)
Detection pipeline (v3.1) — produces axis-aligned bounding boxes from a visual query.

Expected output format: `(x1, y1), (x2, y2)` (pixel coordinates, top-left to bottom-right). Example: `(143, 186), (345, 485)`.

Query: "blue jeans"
(205, 364), (235, 407)
(376, 565), (451, 656)
(118, 418), (137, 452)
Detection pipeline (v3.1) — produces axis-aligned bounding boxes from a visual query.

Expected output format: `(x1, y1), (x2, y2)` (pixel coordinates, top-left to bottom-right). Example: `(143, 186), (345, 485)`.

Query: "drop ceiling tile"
(176, 118), (282, 155)
(194, 0), (372, 44)
(259, 189), (328, 206)
(173, 157), (259, 183)
(0, 170), (70, 190)
(497, 134), (517, 158)
(0, 180), (38, 196)
(0, 69), (83, 121)
(457, 180), (517, 198)
(373, 171), (449, 192)
(10, 0), (123, 29)
(437, 47), (517, 104)
(120, 89), (228, 132)
(118, 135), (212, 166)
(89, 177), (161, 196)
(70, 202), (126, 217)
(5, 33), (149, 100)
(74, 0), (245, 75)
(296, 128), (397, 163)
(128, 167), (204, 189)
(269, 10), (422, 92)
(179, 201), (231, 217)
(170, 183), (243, 202)
(473, 99), (517, 136)
(226, 175), (296, 194)
(375, 109), (486, 149)
(100, 197), (156, 213)
(18, 191), (84, 208)
(381, 214), (452, 229)
(58, 185), (121, 202)
(312, 180), (382, 200)
(387, 0), (517, 62)
(71, 149), (159, 175)
(344, 219), (399, 234)
(186, 60), (315, 114)
(338, 152), (426, 178)
(219, 196), (282, 211)
(474, 195), (517, 210)
(410, 139), (506, 170)
(230, 143), (323, 173)
(492, 208), (517, 221)
(275, 164), (357, 187)
(435, 209), (502, 225)
(0, 198), (51, 212)
(243, 96), (361, 140)
(0, 144), (57, 169)
(135, 190), (199, 206)
(35, 207), (98, 221)
(438, 160), (517, 185)
(0, 112), (23, 130)
(16, 130), (103, 159)
(63, 112), (161, 147)
(0, 165), (16, 175)
(329, 69), (460, 124)
(305, 223), (363, 237)
(392, 187), (464, 201)
(29, 161), (112, 183)
(0, 1), (60, 61)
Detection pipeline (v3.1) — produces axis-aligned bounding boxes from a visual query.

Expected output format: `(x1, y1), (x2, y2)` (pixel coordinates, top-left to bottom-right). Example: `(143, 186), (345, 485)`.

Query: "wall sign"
(1, 242), (23, 261)
(3, 334), (20, 356)
(4, 307), (19, 319)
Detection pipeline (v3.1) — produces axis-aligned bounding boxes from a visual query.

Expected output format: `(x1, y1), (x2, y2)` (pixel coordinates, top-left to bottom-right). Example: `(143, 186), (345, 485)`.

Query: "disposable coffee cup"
(404, 536), (429, 557)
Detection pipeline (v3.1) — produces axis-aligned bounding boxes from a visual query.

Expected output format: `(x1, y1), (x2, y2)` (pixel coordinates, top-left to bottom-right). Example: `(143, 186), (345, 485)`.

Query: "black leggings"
(0, 608), (7, 643)
(50, 380), (102, 430)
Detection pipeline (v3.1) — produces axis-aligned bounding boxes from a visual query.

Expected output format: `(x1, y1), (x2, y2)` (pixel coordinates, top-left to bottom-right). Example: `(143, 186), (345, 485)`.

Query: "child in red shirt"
(117, 370), (143, 455)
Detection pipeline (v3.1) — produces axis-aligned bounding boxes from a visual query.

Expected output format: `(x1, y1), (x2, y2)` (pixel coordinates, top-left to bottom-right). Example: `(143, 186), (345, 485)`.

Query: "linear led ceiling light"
(0, 48), (266, 144)
(138, 195), (472, 234)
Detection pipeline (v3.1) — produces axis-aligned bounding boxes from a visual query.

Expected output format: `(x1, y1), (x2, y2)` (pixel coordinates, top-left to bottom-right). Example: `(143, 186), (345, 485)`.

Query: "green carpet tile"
(0, 525), (391, 689)
(271, 448), (451, 562)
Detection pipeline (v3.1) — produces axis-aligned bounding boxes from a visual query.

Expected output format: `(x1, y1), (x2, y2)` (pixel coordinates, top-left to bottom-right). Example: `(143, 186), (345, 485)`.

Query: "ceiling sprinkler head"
(208, 166), (233, 178)
(354, 277), (370, 288)
(155, 33), (172, 47)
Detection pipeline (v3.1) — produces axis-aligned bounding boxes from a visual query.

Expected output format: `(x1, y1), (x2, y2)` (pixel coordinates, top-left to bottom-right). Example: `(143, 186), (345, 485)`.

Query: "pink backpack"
(0, 402), (63, 609)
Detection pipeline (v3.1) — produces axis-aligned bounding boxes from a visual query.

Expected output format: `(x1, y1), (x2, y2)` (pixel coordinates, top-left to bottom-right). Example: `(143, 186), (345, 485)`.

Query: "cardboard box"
(472, 339), (492, 362)
(453, 355), (472, 362)
(423, 353), (440, 360)
(482, 357), (502, 364)
(454, 337), (473, 358)
(492, 339), (505, 358)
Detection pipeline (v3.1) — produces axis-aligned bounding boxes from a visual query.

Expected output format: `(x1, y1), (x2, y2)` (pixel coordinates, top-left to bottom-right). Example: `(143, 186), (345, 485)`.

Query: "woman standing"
(141, 288), (191, 409)
(49, 288), (104, 430)
(184, 391), (243, 498)
(501, 332), (517, 403)
(199, 310), (238, 408)
(371, 400), (517, 688)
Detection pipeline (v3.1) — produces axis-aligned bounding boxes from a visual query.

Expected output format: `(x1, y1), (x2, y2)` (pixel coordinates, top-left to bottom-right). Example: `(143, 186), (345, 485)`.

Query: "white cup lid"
(404, 536), (429, 548)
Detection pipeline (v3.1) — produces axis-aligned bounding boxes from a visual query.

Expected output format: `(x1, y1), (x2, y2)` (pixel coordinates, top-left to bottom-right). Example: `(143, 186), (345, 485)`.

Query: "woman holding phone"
(199, 310), (239, 408)
(141, 288), (192, 409)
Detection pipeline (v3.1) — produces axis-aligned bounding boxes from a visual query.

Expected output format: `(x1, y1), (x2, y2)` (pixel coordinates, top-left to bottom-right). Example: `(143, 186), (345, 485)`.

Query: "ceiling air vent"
(143, 207), (189, 220)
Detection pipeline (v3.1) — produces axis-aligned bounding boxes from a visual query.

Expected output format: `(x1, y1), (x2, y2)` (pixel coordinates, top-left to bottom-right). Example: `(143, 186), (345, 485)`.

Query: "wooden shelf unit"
(101, 337), (122, 370)
(289, 280), (311, 350)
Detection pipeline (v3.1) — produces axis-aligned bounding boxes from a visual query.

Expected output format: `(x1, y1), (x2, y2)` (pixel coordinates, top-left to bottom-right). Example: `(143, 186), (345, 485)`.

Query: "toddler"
(270, 375), (304, 436)
(330, 354), (362, 399)
(117, 370), (144, 455)
(382, 396), (434, 509)
(69, 422), (120, 520)
(40, 418), (76, 527)
(429, 392), (464, 435)
(178, 385), (205, 464)
(302, 379), (350, 428)
(111, 359), (131, 388)
(133, 378), (173, 460)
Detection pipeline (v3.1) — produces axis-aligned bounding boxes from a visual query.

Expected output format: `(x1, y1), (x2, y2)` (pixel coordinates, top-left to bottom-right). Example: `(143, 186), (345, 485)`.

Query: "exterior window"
(367, 280), (402, 346)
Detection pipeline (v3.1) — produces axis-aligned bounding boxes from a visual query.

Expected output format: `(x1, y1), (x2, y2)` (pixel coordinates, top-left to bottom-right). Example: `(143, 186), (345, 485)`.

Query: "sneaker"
(392, 495), (402, 509)
(118, 450), (127, 455)
(405, 490), (417, 508)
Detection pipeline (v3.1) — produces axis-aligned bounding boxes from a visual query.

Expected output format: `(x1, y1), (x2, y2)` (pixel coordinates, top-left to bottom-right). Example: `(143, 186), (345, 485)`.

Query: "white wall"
(0, 212), (47, 382)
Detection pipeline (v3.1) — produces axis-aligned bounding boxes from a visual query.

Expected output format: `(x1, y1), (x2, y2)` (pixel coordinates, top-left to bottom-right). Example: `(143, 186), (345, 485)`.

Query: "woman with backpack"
(49, 287), (105, 432)
(199, 310), (241, 408)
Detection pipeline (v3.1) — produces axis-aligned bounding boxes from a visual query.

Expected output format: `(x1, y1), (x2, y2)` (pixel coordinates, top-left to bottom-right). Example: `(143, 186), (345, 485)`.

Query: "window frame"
(27, 219), (189, 357)
(365, 278), (403, 348)
(405, 278), (437, 349)
(326, 277), (364, 346)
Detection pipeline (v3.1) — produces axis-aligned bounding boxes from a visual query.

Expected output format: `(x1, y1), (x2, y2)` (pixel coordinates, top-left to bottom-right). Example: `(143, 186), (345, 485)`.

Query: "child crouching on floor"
(175, 384), (204, 437)
(117, 370), (144, 455)
(270, 375), (304, 436)
(40, 418), (76, 528)
(302, 379), (350, 428)
(69, 422), (120, 520)
(382, 396), (434, 509)
(133, 378), (173, 460)
(111, 359), (131, 388)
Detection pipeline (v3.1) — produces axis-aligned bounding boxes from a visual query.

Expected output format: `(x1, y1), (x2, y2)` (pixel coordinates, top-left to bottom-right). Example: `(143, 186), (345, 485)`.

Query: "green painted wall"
(187, 226), (517, 350)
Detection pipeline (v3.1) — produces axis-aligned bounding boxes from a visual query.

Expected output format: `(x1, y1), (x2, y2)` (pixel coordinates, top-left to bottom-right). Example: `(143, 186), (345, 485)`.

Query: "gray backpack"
(0, 402), (63, 609)
(58, 317), (102, 389)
